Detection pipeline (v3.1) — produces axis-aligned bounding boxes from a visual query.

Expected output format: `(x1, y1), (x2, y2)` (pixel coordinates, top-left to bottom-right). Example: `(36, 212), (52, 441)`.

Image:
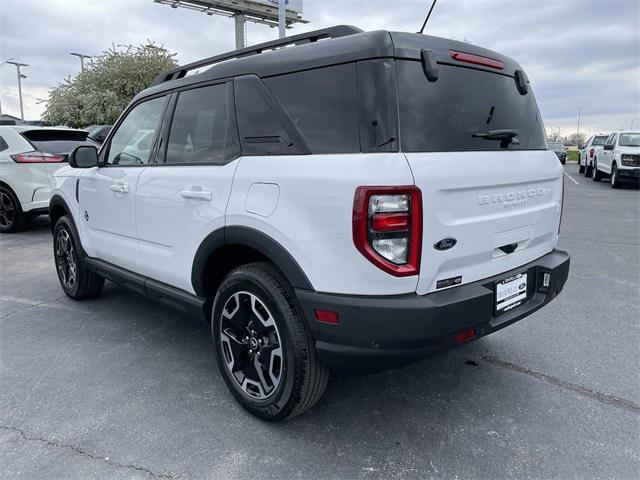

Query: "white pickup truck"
(593, 131), (640, 188)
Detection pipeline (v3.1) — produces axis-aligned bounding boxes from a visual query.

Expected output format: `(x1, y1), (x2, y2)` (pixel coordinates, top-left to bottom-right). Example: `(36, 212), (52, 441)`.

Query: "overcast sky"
(1, 0), (638, 135)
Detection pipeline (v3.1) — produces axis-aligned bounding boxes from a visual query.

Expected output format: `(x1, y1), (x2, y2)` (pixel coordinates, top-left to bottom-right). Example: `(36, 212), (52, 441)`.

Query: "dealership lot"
(0, 164), (638, 479)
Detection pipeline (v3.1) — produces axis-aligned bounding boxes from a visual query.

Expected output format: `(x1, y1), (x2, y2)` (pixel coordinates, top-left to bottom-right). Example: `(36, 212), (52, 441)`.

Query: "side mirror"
(69, 145), (98, 168)
(603, 144), (614, 151)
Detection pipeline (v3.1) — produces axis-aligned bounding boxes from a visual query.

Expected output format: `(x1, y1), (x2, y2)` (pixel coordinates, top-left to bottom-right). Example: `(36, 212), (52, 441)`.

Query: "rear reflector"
(455, 329), (476, 344)
(371, 213), (409, 232)
(11, 151), (65, 163)
(314, 309), (339, 325)
(449, 50), (505, 70)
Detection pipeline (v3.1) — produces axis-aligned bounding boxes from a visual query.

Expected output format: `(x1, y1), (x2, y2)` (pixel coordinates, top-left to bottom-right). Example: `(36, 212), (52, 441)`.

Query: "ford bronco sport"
(50, 26), (570, 421)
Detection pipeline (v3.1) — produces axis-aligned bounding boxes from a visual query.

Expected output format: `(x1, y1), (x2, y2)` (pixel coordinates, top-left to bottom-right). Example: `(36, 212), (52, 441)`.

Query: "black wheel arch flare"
(191, 225), (314, 297)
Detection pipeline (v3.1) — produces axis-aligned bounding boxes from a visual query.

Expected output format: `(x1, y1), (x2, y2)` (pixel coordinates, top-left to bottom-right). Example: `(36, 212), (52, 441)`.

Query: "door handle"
(180, 189), (212, 201)
(110, 183), (130, 193)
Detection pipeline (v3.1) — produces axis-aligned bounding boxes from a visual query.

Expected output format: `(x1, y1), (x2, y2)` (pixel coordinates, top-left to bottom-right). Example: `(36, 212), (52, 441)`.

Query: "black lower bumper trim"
(296, 250), (570, 373)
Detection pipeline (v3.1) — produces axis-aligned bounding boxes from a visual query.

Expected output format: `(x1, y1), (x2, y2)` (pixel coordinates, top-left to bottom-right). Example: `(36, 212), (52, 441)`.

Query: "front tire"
(53, 216), (105, 300)
(611, 163), (621, 189)
(212, 262), (328, 421)
(0, 187), (27, 233)
(592, 159), (603, 182)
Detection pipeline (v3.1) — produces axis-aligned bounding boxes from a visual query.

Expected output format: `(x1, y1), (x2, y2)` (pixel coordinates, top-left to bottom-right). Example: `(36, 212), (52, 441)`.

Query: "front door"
(79, 95), (168, 273)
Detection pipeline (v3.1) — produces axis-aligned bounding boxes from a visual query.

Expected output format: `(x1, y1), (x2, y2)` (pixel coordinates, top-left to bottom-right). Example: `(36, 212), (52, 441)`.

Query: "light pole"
(576, 106), (584, 140)
(7, 61), (28, 120)
(278, 0), (286, 39)
(70, 52), (92, 72)
(631, 118), (638, 130)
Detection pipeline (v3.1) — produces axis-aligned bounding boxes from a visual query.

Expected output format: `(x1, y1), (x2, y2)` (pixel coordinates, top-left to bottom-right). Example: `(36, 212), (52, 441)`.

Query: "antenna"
(418, 0), (438, 34)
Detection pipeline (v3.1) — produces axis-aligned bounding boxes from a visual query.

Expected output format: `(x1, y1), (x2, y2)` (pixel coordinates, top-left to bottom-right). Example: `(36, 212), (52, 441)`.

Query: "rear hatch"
(393, 37), (562, 295)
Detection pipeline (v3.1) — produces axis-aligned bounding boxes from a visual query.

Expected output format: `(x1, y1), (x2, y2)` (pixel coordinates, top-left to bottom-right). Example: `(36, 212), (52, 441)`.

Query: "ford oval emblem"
(434, 238), (457, 251)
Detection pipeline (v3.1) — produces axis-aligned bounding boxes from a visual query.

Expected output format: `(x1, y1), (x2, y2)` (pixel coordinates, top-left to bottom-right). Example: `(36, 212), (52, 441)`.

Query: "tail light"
(589, 147), (595, 158)
(558, 175), (565, 235)
(11, 151), (66, 163)
(353, 186), (422, 276)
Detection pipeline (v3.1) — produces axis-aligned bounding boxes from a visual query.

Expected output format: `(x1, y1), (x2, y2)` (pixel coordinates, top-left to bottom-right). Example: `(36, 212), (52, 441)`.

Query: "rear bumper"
(296, 249), (570, 373)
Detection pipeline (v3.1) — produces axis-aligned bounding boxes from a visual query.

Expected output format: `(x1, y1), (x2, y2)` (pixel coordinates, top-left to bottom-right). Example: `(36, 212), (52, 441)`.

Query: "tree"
(43, 43), (177, 128)
(566, 132), (587, 147)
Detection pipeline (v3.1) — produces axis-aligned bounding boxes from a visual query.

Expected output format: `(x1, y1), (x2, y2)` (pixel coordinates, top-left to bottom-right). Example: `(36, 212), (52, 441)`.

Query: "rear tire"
(578, 162), (585, 174)
(592, 159), (603, 182)
(212, 262), (328, 421)
(0, 187), (27, 233)
(611, 163), (621, 189)
(585, 163), (593, 177)
(53, 216), (105, 300)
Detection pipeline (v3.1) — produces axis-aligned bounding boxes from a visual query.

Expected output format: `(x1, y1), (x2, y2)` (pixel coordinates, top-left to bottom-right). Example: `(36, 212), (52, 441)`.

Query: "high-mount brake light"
(353, 186), (422, 277)
(11, 151), (65, 164)
(449, 50), (505, 70)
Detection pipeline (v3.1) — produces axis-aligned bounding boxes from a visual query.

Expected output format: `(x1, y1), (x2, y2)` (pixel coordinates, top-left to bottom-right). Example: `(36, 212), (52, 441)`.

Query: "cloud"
(1, 0), (638, 133)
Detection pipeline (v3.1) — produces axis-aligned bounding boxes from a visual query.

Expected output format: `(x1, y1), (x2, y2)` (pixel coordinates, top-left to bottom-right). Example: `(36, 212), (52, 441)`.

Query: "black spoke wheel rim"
(55, 229), (77, 289)
(219, 291), (283, 400)
(0, 192), (15, 228)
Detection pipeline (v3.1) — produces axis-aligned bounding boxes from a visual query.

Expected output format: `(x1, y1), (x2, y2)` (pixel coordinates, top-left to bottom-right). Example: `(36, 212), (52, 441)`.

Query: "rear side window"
(20, 130), (93, 155)
(396, 61), (547, 151)
(165, 83), (239, 165)
(264, 64), (359, 154)
(0, 135), (8, 152)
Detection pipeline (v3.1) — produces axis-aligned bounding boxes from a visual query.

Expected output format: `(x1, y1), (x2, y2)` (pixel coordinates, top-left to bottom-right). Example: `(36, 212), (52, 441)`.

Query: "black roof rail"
(151, 25), (364, 86)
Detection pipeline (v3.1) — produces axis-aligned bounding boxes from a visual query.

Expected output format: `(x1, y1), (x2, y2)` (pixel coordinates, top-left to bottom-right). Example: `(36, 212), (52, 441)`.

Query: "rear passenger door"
(136, 82), (240, 293)
(600, 133), (617, 173)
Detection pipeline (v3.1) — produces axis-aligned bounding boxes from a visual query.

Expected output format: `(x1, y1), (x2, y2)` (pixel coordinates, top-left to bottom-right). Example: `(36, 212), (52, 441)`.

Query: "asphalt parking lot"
(1, 163), (638, 479)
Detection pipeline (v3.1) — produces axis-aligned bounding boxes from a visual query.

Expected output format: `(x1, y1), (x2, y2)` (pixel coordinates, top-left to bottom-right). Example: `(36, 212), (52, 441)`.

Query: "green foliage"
(43, 43), (177, 128)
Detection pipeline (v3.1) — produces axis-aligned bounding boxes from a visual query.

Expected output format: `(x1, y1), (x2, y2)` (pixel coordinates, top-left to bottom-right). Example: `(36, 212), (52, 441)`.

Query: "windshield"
(618, 133), (640, 147)
(396, 61), (547, 152)
(593, 136), (608, 146)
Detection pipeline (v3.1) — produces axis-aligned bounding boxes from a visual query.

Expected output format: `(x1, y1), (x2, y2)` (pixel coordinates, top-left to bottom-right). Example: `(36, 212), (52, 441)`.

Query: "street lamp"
(576, 106), (584, 140)
(69, 52), (93, 72)
(7, 61), (28, 121)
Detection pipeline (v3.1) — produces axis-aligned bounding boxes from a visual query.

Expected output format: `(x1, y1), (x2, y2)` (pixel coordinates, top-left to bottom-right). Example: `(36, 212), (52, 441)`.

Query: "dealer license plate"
(495, 272), (528, 314)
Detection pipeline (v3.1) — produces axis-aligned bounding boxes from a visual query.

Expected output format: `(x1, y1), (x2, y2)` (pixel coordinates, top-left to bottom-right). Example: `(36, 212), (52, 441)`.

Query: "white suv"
(592, 131), (640, 188)
(0, 126), (96, 232)
(49, 26), (570, 421)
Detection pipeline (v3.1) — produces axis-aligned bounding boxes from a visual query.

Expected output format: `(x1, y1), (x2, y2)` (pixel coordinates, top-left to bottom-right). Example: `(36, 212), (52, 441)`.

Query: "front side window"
(605, 134), (616, 146)
(165, 83), (239, 164)
(106, 96), (167, 165)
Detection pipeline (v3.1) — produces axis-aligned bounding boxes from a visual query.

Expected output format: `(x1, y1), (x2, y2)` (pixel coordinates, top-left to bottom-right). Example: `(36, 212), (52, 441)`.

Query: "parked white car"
(593, 131), (640, 188)
(0, 126), (96, 232)
(49, 26), (570, 420)
(579, 133), (608, 177)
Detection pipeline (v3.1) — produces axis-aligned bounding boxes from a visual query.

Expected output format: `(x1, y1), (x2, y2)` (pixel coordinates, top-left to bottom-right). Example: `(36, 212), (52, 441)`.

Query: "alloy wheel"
(55, 229), (77, 289)
(0, 191), (15, 228)
(219, 291), (283, 400)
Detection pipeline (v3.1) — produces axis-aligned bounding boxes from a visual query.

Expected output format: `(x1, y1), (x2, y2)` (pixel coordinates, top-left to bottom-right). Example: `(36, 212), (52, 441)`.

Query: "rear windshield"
(619, 133), (640, 147)
(593, 136), (608, 146)
(549, 142), (564, 149)
(396, 61), (547, 152)
(21, 130), (93, 154)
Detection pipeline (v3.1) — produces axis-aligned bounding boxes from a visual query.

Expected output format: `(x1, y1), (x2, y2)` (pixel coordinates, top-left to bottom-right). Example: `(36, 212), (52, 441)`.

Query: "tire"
(212, 262), (329, 421)
(592, 159), (602, 182)
(0, 186), (27, 233)
(53, 215), (105, 300)
(578, 161), (585, 174)
(611, 163), (621, 189)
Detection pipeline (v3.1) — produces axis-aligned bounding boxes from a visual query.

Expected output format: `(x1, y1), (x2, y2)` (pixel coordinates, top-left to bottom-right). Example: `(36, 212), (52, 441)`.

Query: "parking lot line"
(563, 169), (580, 185)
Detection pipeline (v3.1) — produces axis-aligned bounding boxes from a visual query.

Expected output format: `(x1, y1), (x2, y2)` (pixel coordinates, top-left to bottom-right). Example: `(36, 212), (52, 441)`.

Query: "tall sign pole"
(234, 14), (246, 49)
(7, 61), (28, 120)
(278, 0), (286, 38)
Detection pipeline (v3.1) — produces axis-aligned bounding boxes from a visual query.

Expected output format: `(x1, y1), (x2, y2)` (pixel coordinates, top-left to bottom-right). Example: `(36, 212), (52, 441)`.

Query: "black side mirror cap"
(603, 144), (614, 151)
(69, 145), (99, 168)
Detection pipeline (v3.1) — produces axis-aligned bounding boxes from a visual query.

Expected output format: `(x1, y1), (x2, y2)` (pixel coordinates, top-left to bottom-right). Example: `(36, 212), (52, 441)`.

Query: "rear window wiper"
(472, 129), (520, 148)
